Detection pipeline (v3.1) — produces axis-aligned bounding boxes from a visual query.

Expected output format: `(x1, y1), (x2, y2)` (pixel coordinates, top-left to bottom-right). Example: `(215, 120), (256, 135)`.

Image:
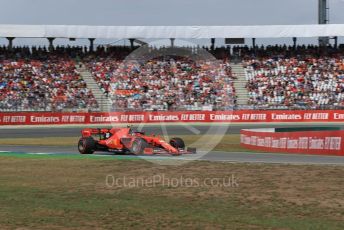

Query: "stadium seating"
(241, 45), (344, 109)
(1, 45), (343, 112)
(85, 47), (237, 111)
(0, 47), (99, 111)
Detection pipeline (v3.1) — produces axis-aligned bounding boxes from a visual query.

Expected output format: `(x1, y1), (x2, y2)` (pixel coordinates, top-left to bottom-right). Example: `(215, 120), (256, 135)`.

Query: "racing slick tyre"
(78, 137), (96, 154)
(130, 138), (149, 154)
(169, 137), (185, 149)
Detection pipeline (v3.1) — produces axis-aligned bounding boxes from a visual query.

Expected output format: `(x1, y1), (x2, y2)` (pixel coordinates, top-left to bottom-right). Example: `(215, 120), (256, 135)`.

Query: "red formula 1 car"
(78, 126), (196, 156)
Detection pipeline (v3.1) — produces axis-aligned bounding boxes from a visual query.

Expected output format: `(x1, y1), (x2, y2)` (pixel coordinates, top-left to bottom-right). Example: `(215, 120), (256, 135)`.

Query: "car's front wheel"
(78, 137), (96, 154)
(169, 137), (185, 149)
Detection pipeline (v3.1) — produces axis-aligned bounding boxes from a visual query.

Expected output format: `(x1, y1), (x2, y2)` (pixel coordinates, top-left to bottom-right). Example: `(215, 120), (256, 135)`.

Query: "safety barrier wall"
(240, 129), (344, 156)
(0, 110), (344, 125)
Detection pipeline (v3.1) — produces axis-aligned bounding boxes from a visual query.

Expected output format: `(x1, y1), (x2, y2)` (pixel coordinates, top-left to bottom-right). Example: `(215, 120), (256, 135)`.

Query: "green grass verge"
(0, 152), (139, 160)
(0, 157), (344, 229)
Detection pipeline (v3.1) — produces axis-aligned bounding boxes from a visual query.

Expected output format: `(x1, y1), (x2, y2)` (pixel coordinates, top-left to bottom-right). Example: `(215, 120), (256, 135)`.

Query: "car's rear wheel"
(130, 138), (149, 154)
(169, 137), (185, 149)
(78, 137), (96, 154)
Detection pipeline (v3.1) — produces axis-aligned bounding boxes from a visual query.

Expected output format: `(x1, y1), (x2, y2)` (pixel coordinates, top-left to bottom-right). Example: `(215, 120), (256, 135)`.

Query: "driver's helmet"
(127, 125), (133, 134)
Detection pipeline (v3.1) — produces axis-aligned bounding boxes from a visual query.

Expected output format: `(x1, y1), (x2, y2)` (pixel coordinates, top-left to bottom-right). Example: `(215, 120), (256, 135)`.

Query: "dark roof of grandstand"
(1, 24), (344, 39)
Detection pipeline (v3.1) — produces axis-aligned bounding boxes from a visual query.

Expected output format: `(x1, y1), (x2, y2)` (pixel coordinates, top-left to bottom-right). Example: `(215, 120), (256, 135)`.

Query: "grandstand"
(0, 24), (343, 112)
(0, 46), (99, 112)
(242, 45), (344, 110)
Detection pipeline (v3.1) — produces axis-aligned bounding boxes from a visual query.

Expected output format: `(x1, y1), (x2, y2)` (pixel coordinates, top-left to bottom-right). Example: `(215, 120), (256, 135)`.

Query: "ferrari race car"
(78, 126), (196, 156)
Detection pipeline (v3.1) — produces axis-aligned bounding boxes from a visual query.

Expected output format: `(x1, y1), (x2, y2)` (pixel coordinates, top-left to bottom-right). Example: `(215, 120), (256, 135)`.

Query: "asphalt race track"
(1, 123), (344, 138)
(1, 123), (344, 165)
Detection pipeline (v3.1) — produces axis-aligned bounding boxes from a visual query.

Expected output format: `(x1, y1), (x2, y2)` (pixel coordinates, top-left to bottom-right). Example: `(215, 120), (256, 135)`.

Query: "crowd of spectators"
(241, 45), (344, 109)
(1, 44), (344, 112)
(1, 45), (235, 112)
(0, 46), (98, 111)
(85, 47), (236, 111)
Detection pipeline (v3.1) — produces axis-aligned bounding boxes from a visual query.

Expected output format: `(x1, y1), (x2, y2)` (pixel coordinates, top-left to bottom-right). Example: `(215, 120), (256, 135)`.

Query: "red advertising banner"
(0, 110), (344, 125)
(240, 129), (344, 156)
